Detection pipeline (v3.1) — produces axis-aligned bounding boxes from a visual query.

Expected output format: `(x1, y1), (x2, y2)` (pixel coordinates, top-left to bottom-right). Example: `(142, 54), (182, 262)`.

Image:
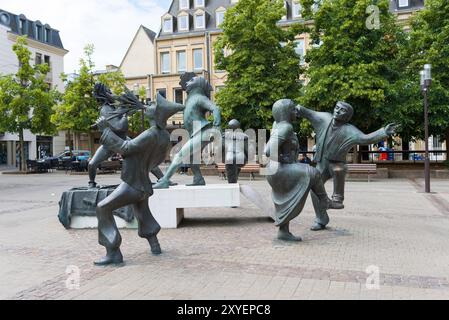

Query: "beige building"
(119, 25), (156, 102)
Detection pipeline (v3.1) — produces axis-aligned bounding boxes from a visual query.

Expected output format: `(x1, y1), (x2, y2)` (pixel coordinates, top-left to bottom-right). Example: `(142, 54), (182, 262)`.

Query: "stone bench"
(68, 184), (240, 229)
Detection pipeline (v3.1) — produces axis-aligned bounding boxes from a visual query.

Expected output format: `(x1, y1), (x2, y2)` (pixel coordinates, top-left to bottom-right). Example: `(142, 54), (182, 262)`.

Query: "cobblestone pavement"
(1, 171), (449, 300)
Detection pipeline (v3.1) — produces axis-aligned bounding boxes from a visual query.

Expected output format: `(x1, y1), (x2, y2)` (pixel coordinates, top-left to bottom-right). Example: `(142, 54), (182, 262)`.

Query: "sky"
(0, 0), (170, 73)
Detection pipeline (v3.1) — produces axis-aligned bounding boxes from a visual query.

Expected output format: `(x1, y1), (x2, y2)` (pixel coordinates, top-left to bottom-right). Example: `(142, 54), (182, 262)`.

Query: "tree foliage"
(51, 45), (127, 148)
(214, 0), (305, 130)
(298, 0), (406, 135)
(389, 0), (449, 142)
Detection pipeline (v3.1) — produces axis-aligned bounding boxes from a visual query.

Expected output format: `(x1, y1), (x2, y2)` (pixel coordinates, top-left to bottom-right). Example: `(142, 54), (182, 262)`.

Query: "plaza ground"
(0, 170), (449, 300)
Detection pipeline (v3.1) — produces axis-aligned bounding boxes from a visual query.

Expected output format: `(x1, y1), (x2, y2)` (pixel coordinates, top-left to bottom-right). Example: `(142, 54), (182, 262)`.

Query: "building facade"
(120, 25), (157, 97)
(0, 9), (68, 166)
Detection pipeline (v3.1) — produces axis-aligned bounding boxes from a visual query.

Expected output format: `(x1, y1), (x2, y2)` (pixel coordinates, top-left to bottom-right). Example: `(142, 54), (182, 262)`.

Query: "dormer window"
(44, 24), (51, 43)
(178, 12), (189, 31)
(44, 28), (50, 42)
(162, 15), (173, 33)
(19, 19), (26, 34)
(35, 23), (43, 41)
(292, 1), (302, 18)
(0, 12), (10, 26)
(180, 0), (190, 10)
(216, 7), (226, 27)
(195, 0), (205, 8)
(195, 10), (206, 29)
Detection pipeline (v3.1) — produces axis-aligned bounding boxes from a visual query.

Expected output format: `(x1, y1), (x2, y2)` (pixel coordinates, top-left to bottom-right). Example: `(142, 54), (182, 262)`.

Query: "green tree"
(51, 44), (126, 153)
(0, 36), (58, 171)
(390, 0), (449, 147)
(214, 0), (304, 130)
(298, 0), (405, 136)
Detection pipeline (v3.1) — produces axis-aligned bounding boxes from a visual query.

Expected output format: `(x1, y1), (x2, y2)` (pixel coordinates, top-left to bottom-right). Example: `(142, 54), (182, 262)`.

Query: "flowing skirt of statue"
(266, 161), (313, 227)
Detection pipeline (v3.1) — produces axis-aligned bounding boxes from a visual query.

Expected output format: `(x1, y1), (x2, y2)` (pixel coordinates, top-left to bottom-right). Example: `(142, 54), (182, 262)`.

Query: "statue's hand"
(295, 105), (303, 116)
(385, 123), (399, 136)
(95, 116), (110, 132)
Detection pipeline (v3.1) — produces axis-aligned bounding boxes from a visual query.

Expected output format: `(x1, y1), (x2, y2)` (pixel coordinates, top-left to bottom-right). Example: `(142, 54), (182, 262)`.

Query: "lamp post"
(420, 64), (432, 193)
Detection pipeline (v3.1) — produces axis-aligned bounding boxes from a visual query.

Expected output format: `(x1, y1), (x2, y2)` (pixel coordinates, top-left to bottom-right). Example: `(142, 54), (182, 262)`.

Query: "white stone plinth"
(69, 184), (241, 229)
(70, 216), (138, 229)
(150, 184), (241, 228)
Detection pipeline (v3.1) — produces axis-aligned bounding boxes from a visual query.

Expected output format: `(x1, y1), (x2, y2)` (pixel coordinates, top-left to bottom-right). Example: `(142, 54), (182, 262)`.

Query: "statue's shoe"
(277, 230), (302, 242)
(329, 201), (344, 210)
(310, 222), (327, 231)
(168, 180), (178, 187)
(153, 180), (170, 189)
(148, 235), (162, 255)
(88, 181), (98, 189)
(186, 178), (206, 186)
(94, 249), (124, 266)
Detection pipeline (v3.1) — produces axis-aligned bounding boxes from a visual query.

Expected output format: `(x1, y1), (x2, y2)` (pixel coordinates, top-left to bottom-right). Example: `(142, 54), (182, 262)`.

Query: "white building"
(0, 9), (68, 166)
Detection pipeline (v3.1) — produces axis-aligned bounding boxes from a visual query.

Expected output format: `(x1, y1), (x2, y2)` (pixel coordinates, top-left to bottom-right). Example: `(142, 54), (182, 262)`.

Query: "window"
(433, 136), (442, 149)
(19, 19), (26, 34)
(35, 53), (42, 65)
(282, 1), (287, 20)
(398, 0), (409, 8)
(177, 51), (186, 73)
(163, 17), (173, 33)
(312, 0), (321, 13)
(44, 28), (50, 42)
(294, 39), (305, 65)
(195, 13), (205, 29)
(174, 88), (184, 104)
(44, 55), (51, 69)
(195, 0), (205, 8)
(292, 1), (302, 18)
(178, 15), (189, 31)
(35, 25), (42, 40)
(180, 0), (189, 10)
(216, 9), (225, 27)
(193, 48), (203, 71)
(161, 52), (170, 74)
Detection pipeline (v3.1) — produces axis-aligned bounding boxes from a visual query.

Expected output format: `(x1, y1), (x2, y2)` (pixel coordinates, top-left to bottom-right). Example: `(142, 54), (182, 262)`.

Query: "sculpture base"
(150, 184), (241, 228)
(58, 184), (241, 230)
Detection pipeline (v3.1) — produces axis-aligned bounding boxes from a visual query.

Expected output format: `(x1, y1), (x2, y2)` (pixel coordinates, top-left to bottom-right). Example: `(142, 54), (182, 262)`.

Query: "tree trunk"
(19, 128), (26, 172)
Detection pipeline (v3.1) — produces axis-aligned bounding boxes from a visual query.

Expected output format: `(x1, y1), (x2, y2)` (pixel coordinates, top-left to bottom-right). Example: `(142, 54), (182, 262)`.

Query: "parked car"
(56, 150), (91, 162)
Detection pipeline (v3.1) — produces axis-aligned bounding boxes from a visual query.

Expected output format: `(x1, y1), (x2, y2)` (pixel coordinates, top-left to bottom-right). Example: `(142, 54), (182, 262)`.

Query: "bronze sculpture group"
(88, 75), (396, 265)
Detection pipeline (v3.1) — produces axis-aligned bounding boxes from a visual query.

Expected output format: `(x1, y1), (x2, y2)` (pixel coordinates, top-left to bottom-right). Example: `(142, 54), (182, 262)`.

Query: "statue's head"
(333, 101), (353, 123)
(93, 83), (115, 105)
(185, 76), (213, 97)
(273, 99), (297, 123)
(150, 93), (185, 129)
(228, 119), (241, 130)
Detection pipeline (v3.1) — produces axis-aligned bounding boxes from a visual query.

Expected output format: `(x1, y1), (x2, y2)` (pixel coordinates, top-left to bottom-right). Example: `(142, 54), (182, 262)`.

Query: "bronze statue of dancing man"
(296, 102), (397, 231)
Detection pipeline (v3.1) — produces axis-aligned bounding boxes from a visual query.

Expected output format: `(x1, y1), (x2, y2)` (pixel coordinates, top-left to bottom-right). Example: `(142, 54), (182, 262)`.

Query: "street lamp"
(420, 64), (432, 193)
